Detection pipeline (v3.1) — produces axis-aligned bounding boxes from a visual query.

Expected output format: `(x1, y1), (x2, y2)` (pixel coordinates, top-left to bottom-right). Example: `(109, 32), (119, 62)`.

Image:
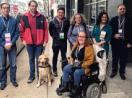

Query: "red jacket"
(20, 11), (48, 45)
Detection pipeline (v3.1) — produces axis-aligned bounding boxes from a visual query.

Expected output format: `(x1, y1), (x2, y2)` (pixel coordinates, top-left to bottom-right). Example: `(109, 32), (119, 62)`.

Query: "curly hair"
(96, 11), (109, 25)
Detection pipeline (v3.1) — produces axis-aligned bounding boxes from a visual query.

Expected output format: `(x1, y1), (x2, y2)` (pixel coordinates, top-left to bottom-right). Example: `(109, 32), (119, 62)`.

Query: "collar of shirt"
(29, 11), (38, 17)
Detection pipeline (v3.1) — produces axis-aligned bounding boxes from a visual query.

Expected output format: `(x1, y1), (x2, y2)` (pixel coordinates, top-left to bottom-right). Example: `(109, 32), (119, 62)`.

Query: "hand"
(43, 42), (47, 47)
(100, 40), (106, 44)
(22, 41), (26, 45)
(96, 42), (102, 46)
(4, 44), (12, 51)
(127, 43), (132, 48)
(96, 41), (105, 46)
(114, 34), (121, 39)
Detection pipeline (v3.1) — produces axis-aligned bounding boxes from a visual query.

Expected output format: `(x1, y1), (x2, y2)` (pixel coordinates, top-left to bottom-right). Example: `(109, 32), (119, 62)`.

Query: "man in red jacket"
(19, 0), (48, 83)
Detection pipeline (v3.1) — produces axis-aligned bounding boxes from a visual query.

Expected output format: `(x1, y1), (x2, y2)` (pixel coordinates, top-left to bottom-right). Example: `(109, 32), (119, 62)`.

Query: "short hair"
(96, 11), (109, 25)
(0, 2), (10, 8)
(57, 7), (65, 13)
(28, 0), (38, 7)
(117, 4), (125, 9)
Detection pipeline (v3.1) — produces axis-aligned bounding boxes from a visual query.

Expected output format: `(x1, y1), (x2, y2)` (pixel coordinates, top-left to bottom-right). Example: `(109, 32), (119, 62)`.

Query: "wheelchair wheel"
(86, 83), (101, 98)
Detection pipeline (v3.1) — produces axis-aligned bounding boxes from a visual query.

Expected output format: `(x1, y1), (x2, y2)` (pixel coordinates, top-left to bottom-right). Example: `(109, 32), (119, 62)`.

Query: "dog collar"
(38, 64), (50, 68)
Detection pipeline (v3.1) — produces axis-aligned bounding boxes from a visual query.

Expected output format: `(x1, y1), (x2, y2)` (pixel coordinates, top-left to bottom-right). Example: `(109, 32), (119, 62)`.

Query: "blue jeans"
(62, 64), (85, 86)
(26, 44), (44, 78)
(0, 45), (17, 84)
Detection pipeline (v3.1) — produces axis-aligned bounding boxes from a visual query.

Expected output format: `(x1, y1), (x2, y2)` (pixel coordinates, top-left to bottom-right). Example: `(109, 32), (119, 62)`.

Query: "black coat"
(49, 17), (70, 43)
(110, 15), (132, 45)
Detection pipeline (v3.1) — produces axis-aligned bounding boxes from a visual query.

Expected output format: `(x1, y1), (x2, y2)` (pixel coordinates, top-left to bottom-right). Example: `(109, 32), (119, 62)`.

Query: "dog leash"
(46, 76), (49, 98)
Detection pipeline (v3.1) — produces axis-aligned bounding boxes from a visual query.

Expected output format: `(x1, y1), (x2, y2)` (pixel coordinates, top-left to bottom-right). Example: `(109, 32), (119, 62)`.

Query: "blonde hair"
(70, 13), (86, 25)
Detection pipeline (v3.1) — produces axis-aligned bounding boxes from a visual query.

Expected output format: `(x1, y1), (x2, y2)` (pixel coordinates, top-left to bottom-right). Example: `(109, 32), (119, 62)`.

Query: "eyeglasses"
(2, 7), (10, 9)
(78, 36), (86, 38)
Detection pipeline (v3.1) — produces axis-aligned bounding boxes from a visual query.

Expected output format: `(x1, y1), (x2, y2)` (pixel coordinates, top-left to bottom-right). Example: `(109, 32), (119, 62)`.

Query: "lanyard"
(60, 21), (64, 32)
(1, 17), (9, 32)
(75, 47), (81, 60)
(75, 48), (78, 60)
(118, 17), (125, 29)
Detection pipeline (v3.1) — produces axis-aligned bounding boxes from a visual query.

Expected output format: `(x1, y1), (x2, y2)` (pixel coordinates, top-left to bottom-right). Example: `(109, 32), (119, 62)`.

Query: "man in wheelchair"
(56, 32), (95, 98)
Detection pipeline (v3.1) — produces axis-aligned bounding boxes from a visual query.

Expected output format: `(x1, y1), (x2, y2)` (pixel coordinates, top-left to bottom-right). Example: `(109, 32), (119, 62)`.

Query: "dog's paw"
(48, 82), (51, 86)
(36, 83), (40, 88)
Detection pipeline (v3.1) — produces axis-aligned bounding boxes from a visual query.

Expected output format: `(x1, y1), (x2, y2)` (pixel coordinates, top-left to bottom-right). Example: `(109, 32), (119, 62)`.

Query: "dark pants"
(111, 41), (128, 75)
(26, 44), (44, 78)
(52, 42), (67, 72)
(0, 45), (17, 85)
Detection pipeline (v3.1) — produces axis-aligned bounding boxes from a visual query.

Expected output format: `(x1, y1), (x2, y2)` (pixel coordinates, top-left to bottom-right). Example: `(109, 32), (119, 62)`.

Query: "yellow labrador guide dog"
(36, 53), (52, 88)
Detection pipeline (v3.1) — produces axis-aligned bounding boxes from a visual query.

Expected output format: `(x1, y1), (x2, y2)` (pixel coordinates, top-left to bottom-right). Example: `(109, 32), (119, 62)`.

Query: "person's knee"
(74, 70), (80, 76)
(63, 64), (72, 72)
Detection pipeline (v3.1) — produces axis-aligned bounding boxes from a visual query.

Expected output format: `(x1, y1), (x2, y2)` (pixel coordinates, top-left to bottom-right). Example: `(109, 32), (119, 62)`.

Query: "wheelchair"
(56, 62), (107, 98)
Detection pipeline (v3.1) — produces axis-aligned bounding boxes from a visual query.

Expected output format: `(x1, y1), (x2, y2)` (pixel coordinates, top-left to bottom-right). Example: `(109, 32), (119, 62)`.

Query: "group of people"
(0, 0), (48, 90)
(0, 1), (131, 94)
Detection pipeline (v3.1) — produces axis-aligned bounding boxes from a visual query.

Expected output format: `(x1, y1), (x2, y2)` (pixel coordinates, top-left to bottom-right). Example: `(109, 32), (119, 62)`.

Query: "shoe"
(120, 74), (126, 80)
(110, 73), (117, 78)
(0, 84), (6, 90)
(27, 77), (35, 84)
(12, 82), (18, 87)
(53, 71), (58, 77)
(56, 82), (69, 96)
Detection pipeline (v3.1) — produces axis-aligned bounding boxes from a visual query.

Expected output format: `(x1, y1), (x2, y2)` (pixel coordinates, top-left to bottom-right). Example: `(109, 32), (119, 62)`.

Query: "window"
(84, 0), (107, 25)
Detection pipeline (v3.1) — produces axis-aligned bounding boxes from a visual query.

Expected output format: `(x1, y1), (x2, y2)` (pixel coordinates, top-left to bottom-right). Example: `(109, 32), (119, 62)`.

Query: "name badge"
(118, 29), (122, 34)
(5, 33), (11, 45)
(59, 32), (64, 39)
(100, 31), (106, 41)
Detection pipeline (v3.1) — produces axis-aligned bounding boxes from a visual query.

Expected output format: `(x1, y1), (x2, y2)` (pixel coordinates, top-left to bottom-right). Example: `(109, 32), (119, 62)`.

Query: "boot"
(56, 81), (68, 96)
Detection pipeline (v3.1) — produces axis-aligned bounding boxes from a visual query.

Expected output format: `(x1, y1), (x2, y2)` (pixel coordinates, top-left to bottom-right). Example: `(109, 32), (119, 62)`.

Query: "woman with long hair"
(57, 31), (94, 97)
(68, 13), (89, 48)
(92, 11), (112, 57)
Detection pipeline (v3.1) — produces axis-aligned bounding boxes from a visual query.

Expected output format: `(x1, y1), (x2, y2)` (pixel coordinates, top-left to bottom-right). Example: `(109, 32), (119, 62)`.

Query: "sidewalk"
(0, 38), (132, 98)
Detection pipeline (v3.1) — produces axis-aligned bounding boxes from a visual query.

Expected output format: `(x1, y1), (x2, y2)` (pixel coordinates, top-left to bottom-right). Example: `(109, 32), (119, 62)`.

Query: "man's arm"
(43, 20), (49, 45)
(19, 17), (25, 42)
(49, 21), (54, 37)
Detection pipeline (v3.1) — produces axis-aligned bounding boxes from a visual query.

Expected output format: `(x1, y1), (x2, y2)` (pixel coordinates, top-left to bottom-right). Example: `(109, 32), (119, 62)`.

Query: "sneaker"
(27, 77), (35, 84)
(53, 71), (58, 77)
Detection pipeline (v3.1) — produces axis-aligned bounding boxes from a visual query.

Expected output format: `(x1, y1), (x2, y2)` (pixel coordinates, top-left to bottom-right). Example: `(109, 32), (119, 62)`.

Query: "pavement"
(0, 37), (132, 98)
